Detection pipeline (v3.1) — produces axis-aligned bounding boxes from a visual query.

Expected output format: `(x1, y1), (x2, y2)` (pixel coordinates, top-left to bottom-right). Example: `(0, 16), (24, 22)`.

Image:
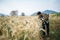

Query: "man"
(37, 11), (49, 37)
(37, 11), (46, 38)
(37, 12), (44, 21)
(44, 14), (49, 37)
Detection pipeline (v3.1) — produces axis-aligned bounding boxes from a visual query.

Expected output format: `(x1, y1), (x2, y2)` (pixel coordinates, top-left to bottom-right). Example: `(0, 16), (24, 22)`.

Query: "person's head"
(37, 11), (41, 15)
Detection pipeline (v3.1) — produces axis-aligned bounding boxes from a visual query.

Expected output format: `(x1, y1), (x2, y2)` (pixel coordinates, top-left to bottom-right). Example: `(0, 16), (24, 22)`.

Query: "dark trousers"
(42, 21), (49, 37)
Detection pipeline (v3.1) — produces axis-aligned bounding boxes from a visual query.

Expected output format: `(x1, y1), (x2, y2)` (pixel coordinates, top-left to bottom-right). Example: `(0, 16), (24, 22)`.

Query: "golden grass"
(0, 16), (43, 40)
(49, 14), (60, 40)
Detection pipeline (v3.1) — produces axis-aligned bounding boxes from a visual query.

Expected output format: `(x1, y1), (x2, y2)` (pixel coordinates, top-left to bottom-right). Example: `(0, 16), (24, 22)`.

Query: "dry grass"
(0, 16), (44, 40)
(49, 14), (60, 40)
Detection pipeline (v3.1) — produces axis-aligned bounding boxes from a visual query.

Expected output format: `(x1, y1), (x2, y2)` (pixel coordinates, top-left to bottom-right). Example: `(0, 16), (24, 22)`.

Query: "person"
(37, 12), (44, 21)
(37, 11), (49, 37)
(45, 14), (49, 37)
(37, 11), (46, 38)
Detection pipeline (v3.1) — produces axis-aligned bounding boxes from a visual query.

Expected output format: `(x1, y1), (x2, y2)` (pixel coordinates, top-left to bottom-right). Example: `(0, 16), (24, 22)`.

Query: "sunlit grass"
(0, 16), (43, 40)
(49, 14), (60, 40)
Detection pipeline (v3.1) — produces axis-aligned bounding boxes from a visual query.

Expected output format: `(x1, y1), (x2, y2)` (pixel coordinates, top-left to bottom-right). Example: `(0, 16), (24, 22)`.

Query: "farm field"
(0, 16), (43, 40)
(0, 13), (60, 40)
(49, 13), (60, 40)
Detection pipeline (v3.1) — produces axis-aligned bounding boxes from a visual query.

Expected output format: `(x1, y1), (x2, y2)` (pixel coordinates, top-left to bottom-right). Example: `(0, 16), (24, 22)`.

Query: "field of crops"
(0, 14), (60, 40)
(49, 14), (60, 40)
(0, 16), (44, 40)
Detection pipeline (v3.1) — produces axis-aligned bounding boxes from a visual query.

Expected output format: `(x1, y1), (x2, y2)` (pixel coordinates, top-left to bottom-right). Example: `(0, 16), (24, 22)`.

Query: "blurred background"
(0, 0), (60, 16)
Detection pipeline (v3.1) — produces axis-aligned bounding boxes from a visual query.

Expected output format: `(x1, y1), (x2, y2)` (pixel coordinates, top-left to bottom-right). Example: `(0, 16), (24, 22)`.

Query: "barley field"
(0, 16), (44, 40)
(49, 14), (60, 40)
(0, 14), (60, 40)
